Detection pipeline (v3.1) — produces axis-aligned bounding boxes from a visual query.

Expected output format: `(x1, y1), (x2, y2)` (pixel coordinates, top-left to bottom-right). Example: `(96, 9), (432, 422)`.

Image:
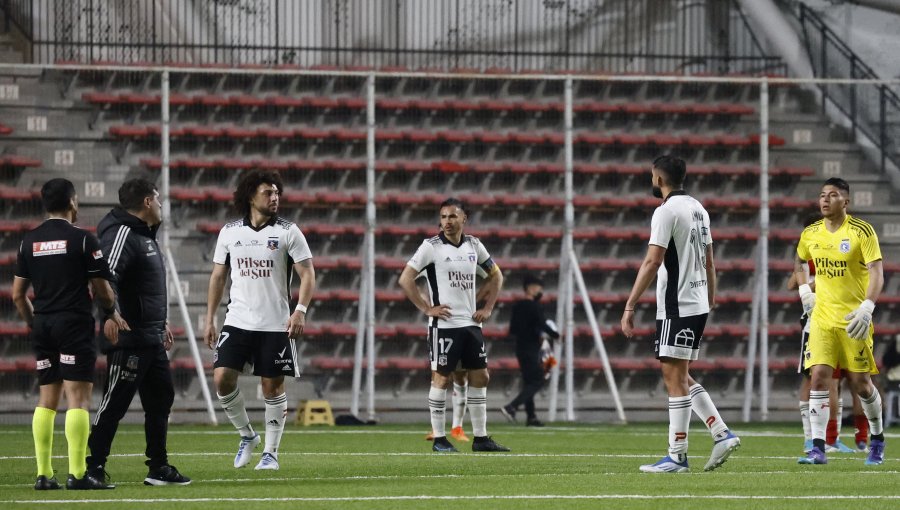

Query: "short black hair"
(823, 177), (850, 195)
(439, 197), (468, 216)
(233, 170), (283, 216)
(651, 155), (687, 187)
(522, 274), (544, 291)
(119, 178), (158, 211)
(41, 178), (76, 213)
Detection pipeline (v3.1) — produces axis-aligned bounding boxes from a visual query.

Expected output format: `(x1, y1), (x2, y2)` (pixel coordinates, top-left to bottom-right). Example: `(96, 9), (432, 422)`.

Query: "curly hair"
(233, 170), (284, 216)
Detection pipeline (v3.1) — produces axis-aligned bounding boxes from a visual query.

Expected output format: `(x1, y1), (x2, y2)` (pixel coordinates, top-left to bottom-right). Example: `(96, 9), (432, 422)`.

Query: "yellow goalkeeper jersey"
(796, 215), (882, 328)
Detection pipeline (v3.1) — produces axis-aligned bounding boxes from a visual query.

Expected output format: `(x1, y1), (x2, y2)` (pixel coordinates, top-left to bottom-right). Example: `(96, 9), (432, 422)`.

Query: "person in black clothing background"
(13, 178), (127, 490)
(501, 275), (559, 427)
(86, 179), (190, 486)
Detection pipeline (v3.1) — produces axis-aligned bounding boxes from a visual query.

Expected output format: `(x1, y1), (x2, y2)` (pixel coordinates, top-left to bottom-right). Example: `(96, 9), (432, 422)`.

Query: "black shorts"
(655, 313), (707, 361)
(213, 325), (299, 378)
(32, 312), (97, 385)
(428, 325), (488, 375)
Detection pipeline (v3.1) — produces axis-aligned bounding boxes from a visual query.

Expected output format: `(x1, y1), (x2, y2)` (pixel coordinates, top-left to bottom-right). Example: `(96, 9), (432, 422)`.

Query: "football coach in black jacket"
(86, 179), (190, 486)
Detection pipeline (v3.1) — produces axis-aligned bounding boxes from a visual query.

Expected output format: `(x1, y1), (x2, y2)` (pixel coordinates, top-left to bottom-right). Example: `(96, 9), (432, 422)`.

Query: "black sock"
(813, 438), (826, 450)
(871, 433), (884, 442)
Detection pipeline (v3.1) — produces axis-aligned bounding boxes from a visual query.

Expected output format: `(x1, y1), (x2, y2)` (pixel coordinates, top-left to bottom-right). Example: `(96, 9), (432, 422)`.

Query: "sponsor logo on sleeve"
(60, 354), (75, 365)
(36, 359), (51, 370)
(92, 249), (103, 260)
(33, 240), (67, 257)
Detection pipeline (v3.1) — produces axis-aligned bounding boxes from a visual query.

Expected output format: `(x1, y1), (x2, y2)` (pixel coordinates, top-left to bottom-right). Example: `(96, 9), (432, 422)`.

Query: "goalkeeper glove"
(798, 284), (816, 316)
(845, 299), (875, 340)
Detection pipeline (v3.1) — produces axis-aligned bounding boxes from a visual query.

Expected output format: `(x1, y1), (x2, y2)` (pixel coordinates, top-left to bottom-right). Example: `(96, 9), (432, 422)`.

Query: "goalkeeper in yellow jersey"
(794, 178), (884, 466)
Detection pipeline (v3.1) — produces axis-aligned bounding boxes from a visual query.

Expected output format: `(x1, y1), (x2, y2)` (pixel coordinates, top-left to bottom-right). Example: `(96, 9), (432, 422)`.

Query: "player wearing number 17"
(795, 178), (885, 466)
(399, 198), (508, 453)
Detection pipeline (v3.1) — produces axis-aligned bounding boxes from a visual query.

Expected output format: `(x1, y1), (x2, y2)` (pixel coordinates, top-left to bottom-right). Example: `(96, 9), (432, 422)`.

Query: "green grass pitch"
(0, 423), (896, 509)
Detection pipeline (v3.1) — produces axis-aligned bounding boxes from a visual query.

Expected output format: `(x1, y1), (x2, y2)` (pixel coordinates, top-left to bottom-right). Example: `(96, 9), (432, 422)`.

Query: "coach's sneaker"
(865, 439), (885, 466)
(66, 473), (115, 490)
(798, 446), (827, 465)
(34, 475), (60, 490)
(432, 436), (458, 453)
(450, 426), (470, 442)
(825, 440), (856, 453)
(704, 431), (741, 471)
(234, 433), (260, 468)
(144, 464), (192, 485)
(255, 452), (280, 470)
(803, 439), (814, 453)
(500, 405), (517, 423)
(472, 436), (510, 452)
(639, 455), (689, 473)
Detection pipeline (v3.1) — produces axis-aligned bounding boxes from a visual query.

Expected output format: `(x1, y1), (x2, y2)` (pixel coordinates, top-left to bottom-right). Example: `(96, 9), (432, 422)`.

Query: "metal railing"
(3, 0), (784, 75)
(791, 2), (900, 173)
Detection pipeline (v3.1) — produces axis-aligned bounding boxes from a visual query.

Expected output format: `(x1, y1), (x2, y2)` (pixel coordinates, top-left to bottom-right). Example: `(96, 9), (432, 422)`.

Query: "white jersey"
(213, 216), (313, 332)
(648, 191), (712, 319)
(407, 232), (496, 329)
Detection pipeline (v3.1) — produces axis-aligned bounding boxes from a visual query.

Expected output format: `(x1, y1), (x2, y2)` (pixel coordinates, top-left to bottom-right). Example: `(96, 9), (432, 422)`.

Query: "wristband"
(624, 308), (634, 312)
(295, 303), (308, 314)
(103, 306), (117, 319)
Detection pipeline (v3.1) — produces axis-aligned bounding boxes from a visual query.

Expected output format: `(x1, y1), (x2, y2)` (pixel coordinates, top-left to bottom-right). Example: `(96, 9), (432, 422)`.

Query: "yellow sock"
(65, 409), (89, 478)
(32, 407), (56, 478)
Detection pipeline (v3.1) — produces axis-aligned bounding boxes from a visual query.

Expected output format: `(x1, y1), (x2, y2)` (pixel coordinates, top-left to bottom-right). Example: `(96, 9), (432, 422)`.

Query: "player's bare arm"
(399, 265), (451, 320)
(473, 265), (503, 323)
(621, 244), (666, 338)
(865, 259), (884, 304)
(287, 258), (316, 339)
(91, 276), (130, 345)
(204, 262), (229, 349)
(11, 276), (33, 328)
(794, 253), (817, 315)
(704, 243), (716, 310)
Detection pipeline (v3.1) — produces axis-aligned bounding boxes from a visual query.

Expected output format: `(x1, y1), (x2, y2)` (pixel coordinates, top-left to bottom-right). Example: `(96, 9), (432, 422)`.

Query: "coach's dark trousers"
(507, 349), (545, 419)
(87, 343), (175, 470)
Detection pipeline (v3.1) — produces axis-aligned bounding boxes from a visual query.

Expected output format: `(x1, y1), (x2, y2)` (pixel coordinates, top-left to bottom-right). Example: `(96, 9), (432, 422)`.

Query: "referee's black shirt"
(14, 218), (113, 315)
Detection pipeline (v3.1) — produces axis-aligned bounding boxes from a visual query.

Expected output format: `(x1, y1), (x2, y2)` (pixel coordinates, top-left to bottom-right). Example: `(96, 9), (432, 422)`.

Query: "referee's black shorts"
(32, 311), (97, 385)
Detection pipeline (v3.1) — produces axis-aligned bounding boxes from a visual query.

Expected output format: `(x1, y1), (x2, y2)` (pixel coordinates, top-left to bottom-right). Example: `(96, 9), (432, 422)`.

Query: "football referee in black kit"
(13, 178), (128, 490)
(86, 179), (191, 486)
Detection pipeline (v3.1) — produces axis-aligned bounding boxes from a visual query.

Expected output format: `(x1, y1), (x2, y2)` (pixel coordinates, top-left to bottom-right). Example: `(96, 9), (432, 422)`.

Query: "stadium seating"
(3, 61), (899, 412)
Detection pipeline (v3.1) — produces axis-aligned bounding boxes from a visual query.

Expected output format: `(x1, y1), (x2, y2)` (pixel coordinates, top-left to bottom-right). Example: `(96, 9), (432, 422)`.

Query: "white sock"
(467, 386), (487, 437)
(452, 382), (467, 429)
(218, 388), (255, 437)
(799, 401), (812, 441)
(860, 388), (884, 436)
(668, 396), (691, 461)
(428, 386), (447, 438)
(836, 397), (843, 437)
(809, 390), (829, 442)
(263, 393), (287, 455)
(689, 384), (728, 440)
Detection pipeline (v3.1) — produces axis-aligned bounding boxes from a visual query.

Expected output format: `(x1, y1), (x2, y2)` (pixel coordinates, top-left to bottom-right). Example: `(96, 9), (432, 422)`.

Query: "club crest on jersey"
(126, 355), (139, 370)
(267, 239), (279, 250)
(468, 253), (476, 262)
(839, 239), (850, 253)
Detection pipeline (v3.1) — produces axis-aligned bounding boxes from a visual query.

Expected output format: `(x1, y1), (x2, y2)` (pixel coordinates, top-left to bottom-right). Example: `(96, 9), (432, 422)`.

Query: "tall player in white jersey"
(399, 198), (508, 452)
(204, 170), (315, 471)
(621, 156), (741, 473)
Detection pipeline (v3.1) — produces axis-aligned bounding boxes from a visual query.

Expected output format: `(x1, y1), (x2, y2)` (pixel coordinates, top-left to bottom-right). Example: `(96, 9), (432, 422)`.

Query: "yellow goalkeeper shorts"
(804, 321), (878, 374)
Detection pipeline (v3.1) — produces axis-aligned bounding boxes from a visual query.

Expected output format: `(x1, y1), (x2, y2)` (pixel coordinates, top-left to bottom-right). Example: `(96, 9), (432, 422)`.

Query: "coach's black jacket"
(96, 207), (167, 352)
